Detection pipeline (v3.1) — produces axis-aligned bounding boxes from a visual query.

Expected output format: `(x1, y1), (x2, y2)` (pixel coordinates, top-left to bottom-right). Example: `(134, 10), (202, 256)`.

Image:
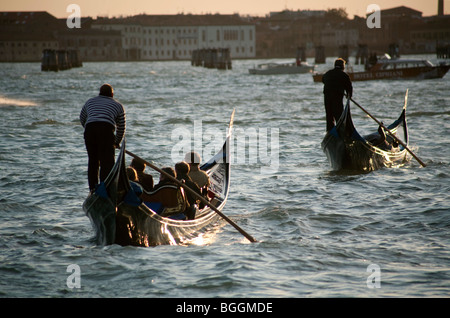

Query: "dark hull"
(84, 122), (232, 247)
(115, 137), (230, 247)
(313, 65), (450, 82)
(82, 143), (125, 245)
(321, 100), (409, 172)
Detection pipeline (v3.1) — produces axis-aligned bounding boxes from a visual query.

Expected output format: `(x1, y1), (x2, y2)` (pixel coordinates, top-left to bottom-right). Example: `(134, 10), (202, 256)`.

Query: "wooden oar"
(349, 92), (426, 167)
(124, 149), (257, 243)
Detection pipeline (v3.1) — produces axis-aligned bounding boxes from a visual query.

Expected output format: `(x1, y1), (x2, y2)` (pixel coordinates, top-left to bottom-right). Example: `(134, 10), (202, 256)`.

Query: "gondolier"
(80, 83), (126, 191)
(322, 58), (353, 131)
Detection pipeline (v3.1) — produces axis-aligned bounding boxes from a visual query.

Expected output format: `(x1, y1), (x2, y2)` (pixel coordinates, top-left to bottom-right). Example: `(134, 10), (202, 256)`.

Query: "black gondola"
(321, 96), (409, 172)
(83, 113), (233, 246)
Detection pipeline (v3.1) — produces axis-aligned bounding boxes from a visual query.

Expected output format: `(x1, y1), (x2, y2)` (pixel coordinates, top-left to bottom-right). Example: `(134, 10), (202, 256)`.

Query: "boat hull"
(84, 116), (232, 247)
(321, 100), (409, 172)
(115, 143), (229, 246)
(313, 64), (450, 82)
(83, 143), (126, 245)
(115, 203), (222, 246)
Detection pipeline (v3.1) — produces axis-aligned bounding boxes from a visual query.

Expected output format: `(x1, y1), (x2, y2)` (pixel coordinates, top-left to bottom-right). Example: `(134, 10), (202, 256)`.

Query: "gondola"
(321, 97), (409, 172)
(83, 114), (233, 247)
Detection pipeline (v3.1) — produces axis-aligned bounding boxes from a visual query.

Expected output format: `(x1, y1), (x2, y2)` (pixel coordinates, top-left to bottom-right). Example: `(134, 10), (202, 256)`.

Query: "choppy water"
(0, 56), (449, 298)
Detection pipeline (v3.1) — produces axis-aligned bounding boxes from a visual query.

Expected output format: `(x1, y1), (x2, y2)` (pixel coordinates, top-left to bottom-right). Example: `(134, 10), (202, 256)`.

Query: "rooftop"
(94, 14), (254, 27)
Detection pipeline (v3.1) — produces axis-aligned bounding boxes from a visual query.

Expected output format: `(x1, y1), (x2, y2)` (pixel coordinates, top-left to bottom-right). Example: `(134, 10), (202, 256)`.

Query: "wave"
(0, 95), (38, 107)
(31, 119), (62, 126)
(408, 110), (450, 117)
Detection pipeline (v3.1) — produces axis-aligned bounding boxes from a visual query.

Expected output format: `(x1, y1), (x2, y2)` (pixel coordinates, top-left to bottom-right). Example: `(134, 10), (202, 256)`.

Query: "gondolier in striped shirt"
(80, 84), (126, 191)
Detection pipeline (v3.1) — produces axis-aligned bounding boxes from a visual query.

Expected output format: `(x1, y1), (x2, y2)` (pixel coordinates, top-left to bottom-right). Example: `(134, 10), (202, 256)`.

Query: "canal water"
(0, 56), (449, 298)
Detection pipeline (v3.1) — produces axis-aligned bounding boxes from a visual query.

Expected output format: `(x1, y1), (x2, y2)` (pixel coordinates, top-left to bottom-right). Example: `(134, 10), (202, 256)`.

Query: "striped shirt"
(80, 95), (126, 145)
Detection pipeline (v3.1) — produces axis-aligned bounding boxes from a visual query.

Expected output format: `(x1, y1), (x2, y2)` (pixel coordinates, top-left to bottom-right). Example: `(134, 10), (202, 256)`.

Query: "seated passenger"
(124, 167), (143, 206)
(373, 124), (392, 150)
(141, 167), (188, 218)
(184, 151), (210, 192)
(175, 161), (204, 219)
(130, 158), (154, 191)
(175, 161), (202, 206)
(126, 167), (143, 196)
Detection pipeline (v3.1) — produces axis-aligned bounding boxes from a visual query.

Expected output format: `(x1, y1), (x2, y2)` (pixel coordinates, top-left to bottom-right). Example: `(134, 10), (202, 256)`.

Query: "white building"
(92, 14), (256, 61)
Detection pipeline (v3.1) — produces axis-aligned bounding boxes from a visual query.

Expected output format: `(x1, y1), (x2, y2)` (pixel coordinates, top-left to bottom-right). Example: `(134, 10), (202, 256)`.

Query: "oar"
(125, 149), (257, 243)
(349, 93), (426, 167)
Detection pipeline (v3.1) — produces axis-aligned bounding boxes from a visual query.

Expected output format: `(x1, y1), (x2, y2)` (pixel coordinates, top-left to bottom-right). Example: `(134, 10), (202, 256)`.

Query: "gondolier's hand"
(114, 142), (120, 149)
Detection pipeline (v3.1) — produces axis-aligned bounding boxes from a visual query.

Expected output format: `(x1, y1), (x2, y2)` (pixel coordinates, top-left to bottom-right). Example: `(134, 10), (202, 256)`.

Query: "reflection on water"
(0, 57), (449, 297)
(0, 95), (38, 107)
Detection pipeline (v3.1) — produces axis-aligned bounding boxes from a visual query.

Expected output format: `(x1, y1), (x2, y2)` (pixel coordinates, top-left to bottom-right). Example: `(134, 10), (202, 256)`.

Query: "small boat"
(321, 96), (409, 172)
(313, 54), (450, 82)
(249, 61), (314, 75)
(83, 114), (233, 247)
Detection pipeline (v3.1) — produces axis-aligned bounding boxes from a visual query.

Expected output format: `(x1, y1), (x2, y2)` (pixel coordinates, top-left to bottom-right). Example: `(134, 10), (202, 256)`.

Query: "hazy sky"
(0, 0), (447, 18)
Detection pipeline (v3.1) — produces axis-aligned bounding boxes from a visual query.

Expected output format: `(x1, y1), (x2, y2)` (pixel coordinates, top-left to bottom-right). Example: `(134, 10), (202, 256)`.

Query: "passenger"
(372, 124), (392, 150)
(141, 167), (188, 218)
(126, 166), (138, 182)
(126, 166), (143, 196)
(175, 161), (202, 206)
(130, 158), (154, 191)
(184, 151), (210, 192)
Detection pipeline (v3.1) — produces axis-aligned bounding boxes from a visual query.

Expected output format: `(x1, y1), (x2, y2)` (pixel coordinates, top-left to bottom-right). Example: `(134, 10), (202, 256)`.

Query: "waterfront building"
(92, 14), (256, 61)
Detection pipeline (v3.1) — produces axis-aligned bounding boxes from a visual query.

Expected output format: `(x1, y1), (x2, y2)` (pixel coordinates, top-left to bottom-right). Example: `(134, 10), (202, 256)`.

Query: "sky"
(0, 0), (447, 18)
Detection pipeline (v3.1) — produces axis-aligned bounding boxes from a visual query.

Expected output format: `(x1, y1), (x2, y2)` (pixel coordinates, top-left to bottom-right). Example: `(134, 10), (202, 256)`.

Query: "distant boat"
(249, 61), (314, 75)
(313, 54), (450, 82)
(321, 96), (409, 172)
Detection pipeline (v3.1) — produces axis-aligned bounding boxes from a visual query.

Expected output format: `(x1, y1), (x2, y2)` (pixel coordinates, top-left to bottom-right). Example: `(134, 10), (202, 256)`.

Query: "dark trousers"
(84, 122), (115, 191)
(324, 93), (344, 131)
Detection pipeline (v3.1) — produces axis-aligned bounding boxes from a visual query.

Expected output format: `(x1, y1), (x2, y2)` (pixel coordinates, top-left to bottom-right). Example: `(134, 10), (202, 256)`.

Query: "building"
(57, 18), (124, 61)
(91, 14), (256, 61)
(0, 11), (255, 62)
(410, 15), (450, 53)
(358, 6), (424, 53)
(1, 5), (448, 63)
(0, 11), (60, 62)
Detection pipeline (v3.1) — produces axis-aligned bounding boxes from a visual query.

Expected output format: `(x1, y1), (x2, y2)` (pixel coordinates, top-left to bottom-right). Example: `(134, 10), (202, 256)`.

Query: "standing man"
(322, 58), (353, 131)
(80, 83), (126, 191)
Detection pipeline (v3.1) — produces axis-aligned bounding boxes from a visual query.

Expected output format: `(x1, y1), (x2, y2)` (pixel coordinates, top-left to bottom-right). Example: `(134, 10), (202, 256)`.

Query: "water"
(0, 56), (449, 298)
